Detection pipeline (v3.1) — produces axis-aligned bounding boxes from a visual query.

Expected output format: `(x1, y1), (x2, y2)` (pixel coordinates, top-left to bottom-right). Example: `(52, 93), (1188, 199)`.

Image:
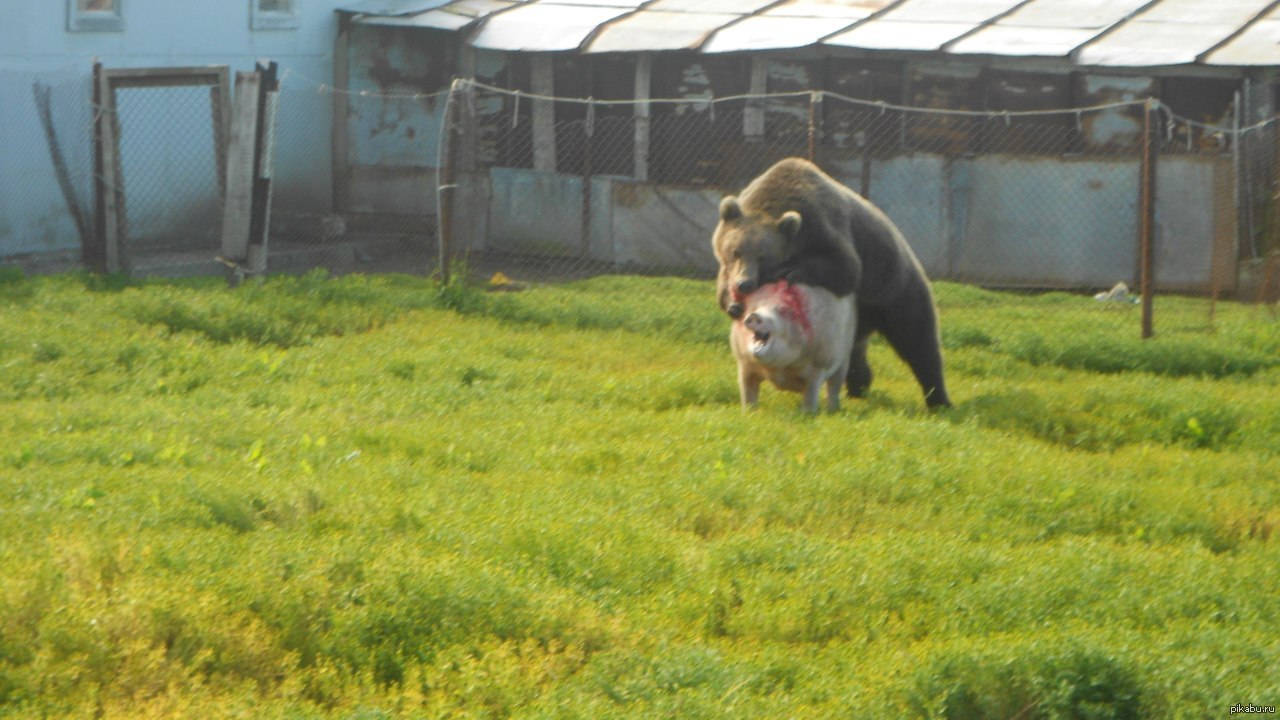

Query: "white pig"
(730, 280), (857, 414)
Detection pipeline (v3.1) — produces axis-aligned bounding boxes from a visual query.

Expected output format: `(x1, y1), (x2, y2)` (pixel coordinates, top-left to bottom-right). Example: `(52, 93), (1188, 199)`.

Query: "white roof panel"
(949, 0), (1150, 56)
(948, 25), (1100, 56)
(998, 0), (1151, 29)
(884, 0), (1027, 23)
(826, 21), (981, 51)
(823, 0), (1027, 52)
(763, 0), (894, 19)
(642, 0), (774, 11)
(1206, 4), (1280, 65)
(468, 2), (633, 51)
(1076, 0), (1275, 66)
(585, 11), (738, 52)
(702, 15), (861, 53)
(346, 0), (1280, 69)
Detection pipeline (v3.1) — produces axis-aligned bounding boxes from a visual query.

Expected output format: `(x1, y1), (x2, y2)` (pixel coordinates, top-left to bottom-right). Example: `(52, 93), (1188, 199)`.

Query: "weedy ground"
(1, 267), (1278, 718)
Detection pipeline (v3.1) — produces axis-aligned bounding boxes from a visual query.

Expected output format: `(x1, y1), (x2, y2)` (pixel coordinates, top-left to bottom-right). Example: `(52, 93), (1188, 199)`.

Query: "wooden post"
(247, 61), (280, 275)
(210, 68), (232, 207)
(807, 90), (822, 164)
(633, 55), (651, 181)
(220, 71), (263, 278)
(90, 61), (107, 272)
(438, 79), (461, 285)
(531, 55), (556, 173)
(582, 95), (594, 260)
(97, 69), (124, 274)
(744, 56), (766, 141)
(1139, 98), (1157, 339)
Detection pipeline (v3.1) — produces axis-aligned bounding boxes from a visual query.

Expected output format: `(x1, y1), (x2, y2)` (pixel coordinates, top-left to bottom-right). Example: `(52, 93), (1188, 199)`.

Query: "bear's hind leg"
(845, 334), (873, 399)
(825, 372), (843, 413)
(875, 298), (951, 408)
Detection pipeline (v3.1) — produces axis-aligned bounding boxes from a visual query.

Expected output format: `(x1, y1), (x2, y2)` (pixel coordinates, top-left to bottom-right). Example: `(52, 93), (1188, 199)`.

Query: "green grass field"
(1, 268), (1278, 718)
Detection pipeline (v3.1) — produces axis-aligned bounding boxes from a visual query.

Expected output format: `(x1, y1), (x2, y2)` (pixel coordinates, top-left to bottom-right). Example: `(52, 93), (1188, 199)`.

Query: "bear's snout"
(727, 302), (745, 319)
(735, 278), (757, 297)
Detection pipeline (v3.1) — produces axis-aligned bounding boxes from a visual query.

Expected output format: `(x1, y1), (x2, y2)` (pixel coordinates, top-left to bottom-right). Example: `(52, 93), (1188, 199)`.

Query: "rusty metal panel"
(585, 11), (739, 52)
(1076, 74), (1153, 151)
(468, 3), (634, 51)
(1076, 0), (1274, 66)
(347, 25), (451, 168)
(1206, 4), (1280, 65)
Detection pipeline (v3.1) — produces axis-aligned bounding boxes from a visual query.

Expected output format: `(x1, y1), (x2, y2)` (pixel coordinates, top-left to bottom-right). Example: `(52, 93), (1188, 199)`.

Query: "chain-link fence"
(1, 68), (96, 273)
(3, 64), (1279, 329)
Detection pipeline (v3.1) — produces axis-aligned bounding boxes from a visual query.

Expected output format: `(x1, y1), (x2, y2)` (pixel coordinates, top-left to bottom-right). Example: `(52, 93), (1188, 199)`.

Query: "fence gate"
(94, 65), (231, 274)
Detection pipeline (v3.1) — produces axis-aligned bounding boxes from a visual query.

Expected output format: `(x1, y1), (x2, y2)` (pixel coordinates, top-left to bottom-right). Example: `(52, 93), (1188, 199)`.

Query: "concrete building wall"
(0, 0), (345, 262)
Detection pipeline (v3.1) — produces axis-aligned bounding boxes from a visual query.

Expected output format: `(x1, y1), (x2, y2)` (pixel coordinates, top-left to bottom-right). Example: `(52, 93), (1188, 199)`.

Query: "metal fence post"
(437, 78), (461, 286)
(90, 61), (108, 273)
(808, 90), (822, 164)
(1139, 98), (1157, 339)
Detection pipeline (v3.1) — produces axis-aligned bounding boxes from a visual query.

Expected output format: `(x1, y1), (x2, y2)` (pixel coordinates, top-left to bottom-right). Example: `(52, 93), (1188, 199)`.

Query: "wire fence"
(3, 64), (1280, 330)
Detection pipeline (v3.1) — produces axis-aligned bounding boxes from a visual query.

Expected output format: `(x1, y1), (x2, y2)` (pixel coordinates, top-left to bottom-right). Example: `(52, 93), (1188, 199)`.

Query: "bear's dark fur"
(711, 157), (950, 408)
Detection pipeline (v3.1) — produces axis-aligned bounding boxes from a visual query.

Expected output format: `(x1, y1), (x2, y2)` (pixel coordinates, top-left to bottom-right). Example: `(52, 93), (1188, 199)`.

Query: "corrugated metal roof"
(1075, 0), (1277, 66)
(586, 10), (739, 53)
(468, 2), (637, 51)
(700, 0), (893, 53)
(948, 0), (1150, 56)
(1206, 3), (1280, 65)
(641, 0), (775, 12)
(346, 0), (1280, 68)
(823, 0), (1030, 51)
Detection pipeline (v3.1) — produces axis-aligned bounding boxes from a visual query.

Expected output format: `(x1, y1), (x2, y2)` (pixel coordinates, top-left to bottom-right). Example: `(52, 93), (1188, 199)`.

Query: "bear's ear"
(778, 211), (802, 238)
(719, 196), (743, 222)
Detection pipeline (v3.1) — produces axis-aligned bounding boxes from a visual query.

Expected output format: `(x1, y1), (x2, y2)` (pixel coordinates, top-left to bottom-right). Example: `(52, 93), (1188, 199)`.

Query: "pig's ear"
(720, 196), (743, 221)
(778, 211), (801, 238)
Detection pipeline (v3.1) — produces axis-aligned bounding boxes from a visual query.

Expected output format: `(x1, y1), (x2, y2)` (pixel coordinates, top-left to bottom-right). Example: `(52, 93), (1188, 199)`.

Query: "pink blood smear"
(745, 280), (811, 340)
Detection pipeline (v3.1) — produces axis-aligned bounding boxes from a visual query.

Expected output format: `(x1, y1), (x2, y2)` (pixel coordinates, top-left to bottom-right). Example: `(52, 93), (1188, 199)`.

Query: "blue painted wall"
(0, 0), (346, 261)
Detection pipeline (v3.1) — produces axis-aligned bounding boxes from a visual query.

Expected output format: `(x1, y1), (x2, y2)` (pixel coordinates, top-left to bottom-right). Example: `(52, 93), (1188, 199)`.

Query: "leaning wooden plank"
(220, 71), (261, 265)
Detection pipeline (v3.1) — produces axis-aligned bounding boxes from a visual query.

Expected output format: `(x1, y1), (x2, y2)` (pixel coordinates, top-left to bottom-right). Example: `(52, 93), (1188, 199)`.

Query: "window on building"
(67, 0), (123, 32)
(251, 0), (299, 30)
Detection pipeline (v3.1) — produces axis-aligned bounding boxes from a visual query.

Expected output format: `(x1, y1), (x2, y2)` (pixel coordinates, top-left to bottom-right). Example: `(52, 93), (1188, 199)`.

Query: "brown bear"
(711, 157), (950, 408)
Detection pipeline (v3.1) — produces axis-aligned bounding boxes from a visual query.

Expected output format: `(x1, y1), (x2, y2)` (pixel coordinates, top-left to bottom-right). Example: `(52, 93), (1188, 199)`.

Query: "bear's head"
(711, 196), (802, 319)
